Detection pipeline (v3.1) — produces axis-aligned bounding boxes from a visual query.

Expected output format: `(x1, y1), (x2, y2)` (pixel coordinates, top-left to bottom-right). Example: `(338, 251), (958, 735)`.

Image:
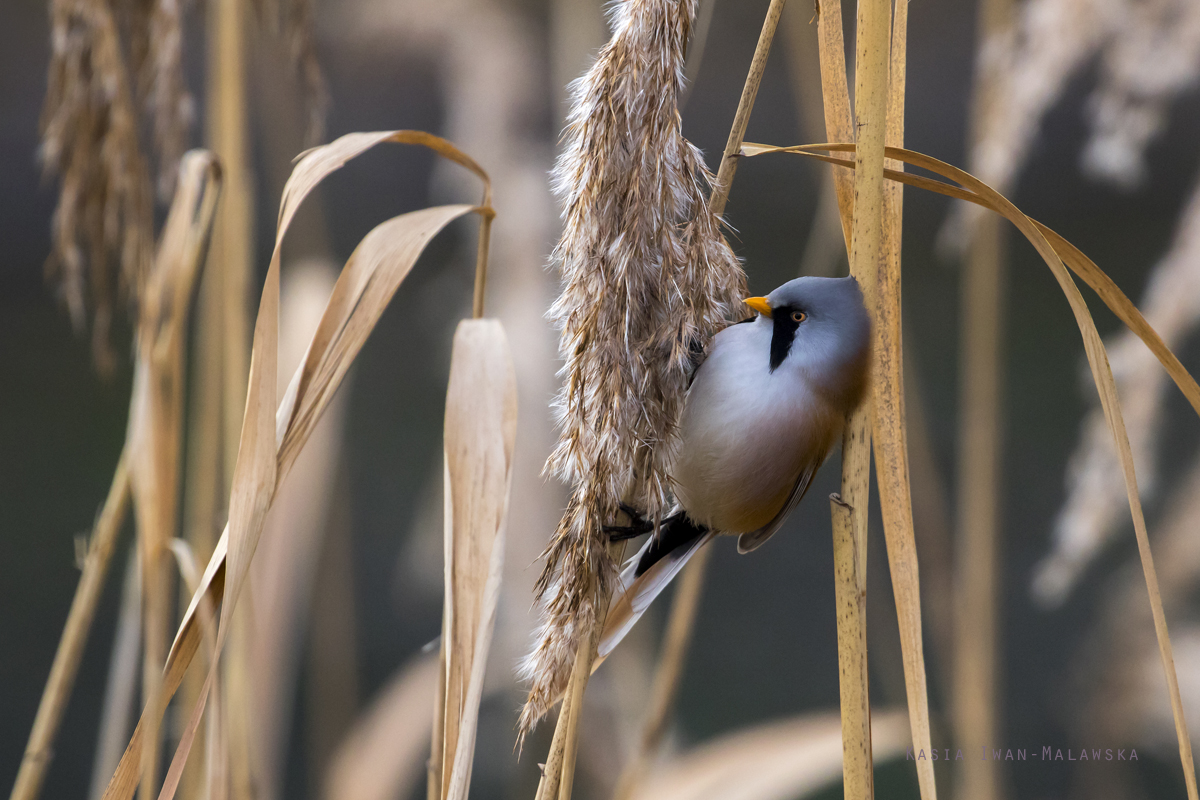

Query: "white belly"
(670, 320), (839, 533)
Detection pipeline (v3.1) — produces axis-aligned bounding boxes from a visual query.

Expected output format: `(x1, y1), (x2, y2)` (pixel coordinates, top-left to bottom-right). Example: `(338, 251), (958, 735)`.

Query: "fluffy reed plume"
(1034, 176), (1200, 604)
(41, 0), (154, 373)
(1081, 0), (1200, 187)
(942, 0), (1199, 251)
(520, 0), (746, 734)
(139, 0), (195, 199)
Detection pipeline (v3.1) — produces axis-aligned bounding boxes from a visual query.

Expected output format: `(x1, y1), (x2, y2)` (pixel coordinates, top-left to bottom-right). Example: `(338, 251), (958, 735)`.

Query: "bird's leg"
(603, 503), (655, 541)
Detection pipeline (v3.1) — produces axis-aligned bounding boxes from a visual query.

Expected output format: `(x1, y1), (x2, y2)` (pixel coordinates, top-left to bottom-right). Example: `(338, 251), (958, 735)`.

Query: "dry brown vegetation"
(13, 0), (1200, 799)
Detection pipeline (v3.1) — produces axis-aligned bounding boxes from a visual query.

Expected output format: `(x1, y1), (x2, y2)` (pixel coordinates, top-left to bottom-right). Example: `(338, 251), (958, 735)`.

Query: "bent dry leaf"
(743, 140), (1200, 800)
(438, 319), (517, 800)
(741, 142), (1200, 420)
(101, 129), (492, 800)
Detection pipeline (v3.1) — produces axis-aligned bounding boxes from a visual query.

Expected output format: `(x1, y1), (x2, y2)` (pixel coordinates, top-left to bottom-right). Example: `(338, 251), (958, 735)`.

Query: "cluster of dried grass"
(20, 0), (1200, 799)
(522, 0), (747, 738)
(38, 0), (326, 376)
(41, 0), (154, 374)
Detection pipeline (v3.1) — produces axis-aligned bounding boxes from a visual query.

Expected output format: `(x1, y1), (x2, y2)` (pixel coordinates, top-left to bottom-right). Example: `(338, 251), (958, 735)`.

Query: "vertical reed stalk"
(831, 494), (872, 800)
(207, 0), (254, 793)
(428, 623), (446, 800)
(782, 0), (846, 278)
(954, 2), (1012, 799)
(556, 618), (598, 800)
(536, 541), (622, 800)
(9, 454), (132, 800)
(871, 4), (936, 798)
(208, 0), (253, 474)
(609, 5), (784, 796)
(90, 550), (142, 800)
(833, 0), (890, 796)
(710, 0), (786, 216)
(179, 289), (222, 800)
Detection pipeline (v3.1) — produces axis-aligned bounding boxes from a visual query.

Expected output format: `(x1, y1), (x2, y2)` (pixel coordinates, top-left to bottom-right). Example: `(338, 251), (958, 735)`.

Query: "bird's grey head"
(743, 276), (871, 407)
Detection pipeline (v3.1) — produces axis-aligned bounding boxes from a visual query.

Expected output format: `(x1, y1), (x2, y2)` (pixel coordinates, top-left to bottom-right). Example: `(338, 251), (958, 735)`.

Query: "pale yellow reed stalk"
(745, 139), (1200, 800)
(954, 2), (1014, 799)
(10, 454), (131, 800)
(831, 494), (873, 800)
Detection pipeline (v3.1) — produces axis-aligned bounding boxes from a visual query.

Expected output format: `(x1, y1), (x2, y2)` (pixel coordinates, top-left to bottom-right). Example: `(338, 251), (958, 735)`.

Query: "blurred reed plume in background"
(41, 0), (155, 374)
(522, 0), (745, 735)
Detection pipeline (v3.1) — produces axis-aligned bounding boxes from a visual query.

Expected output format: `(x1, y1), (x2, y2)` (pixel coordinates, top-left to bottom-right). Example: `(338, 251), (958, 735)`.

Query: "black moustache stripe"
(769, 307), (802, 372)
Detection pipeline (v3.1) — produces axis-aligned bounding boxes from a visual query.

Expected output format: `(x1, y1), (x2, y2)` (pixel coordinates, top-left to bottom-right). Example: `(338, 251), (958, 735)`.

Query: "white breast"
(670, 318), (840, 533)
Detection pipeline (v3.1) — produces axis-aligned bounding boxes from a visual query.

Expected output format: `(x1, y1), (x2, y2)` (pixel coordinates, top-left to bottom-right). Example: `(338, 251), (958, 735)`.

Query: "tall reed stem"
(829, 0), (895, 796)
(710, 0), (786, 216)
(870, 3), (936, 798)
(207, 0), (254, 794)
(831, 494), (873, 800)
(9, 453), (132, 800)
(954, 2), (1013, 799)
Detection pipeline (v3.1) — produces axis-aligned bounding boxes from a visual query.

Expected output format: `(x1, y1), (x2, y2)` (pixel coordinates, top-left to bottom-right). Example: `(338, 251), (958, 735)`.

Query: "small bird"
(600, 275), (871, 655)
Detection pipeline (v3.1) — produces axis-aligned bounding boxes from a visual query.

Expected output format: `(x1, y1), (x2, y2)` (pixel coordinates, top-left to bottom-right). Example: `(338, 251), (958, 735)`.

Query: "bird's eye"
(791, 310), (807, 323)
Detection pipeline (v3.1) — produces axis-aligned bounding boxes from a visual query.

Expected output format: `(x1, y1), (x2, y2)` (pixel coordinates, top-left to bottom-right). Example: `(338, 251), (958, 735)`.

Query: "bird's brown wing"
(736, 449), (827, 554)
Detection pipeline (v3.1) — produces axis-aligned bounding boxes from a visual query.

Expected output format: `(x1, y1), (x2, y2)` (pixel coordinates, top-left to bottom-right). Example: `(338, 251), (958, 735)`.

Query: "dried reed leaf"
(743, 143), (1200, 424)
(99, 130), (492, 800)
(12, 150), (218, 800)
(628, 710), (911, 800)
(324, 657), (440, 800)
(250, 260), (342, 800)
(438, 319), (517, 800)
(124, 151), (221, 798)
(1035, 181), (1200, 604)
(744, 140), (1200, 800)
(869, 5), (940, 800)
(814, 0), (854, 251)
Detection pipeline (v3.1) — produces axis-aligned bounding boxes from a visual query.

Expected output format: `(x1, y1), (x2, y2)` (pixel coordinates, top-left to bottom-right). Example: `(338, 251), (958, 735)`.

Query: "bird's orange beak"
(743, 296), (772, 318)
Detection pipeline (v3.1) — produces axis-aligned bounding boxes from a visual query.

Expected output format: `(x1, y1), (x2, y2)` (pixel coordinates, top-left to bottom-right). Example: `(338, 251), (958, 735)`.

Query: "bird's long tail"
(598, 515), (715, 657)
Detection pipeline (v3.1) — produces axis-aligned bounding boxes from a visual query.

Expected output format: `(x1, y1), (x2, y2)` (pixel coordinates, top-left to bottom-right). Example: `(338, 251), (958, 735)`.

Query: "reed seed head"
(519, 0), (747, 737)
(41, 0), (155, 375)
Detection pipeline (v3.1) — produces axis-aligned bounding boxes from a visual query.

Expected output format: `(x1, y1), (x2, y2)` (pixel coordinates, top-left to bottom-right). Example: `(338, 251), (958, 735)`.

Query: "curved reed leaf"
(744, 140), (1200, 800)
(439, 319), (517, 800)
(747, 143), (1200, 421)
(99, 130), (493, 800)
